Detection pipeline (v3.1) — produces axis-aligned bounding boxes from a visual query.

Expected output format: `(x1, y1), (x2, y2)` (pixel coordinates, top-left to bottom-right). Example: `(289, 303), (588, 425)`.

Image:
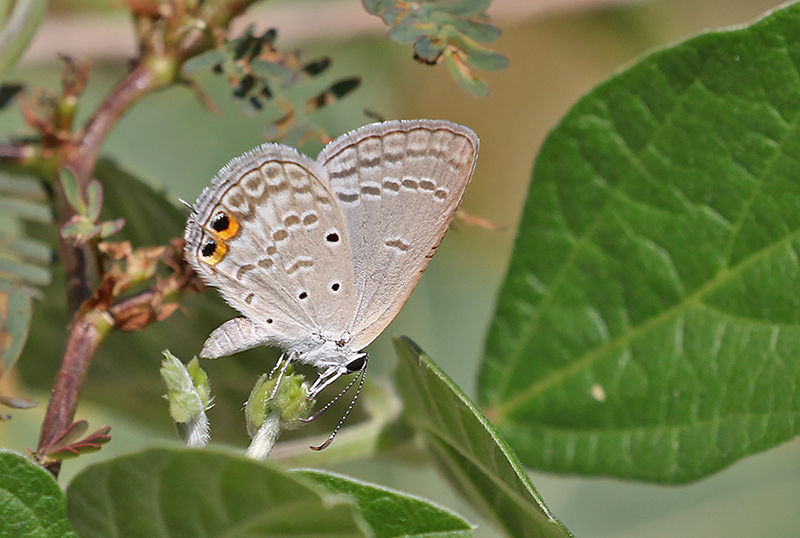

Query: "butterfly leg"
(308, 366), (346, 399)
(301, 354), (369, 423)
(268, 352), (294, 400)
(268, 354), (286, 378)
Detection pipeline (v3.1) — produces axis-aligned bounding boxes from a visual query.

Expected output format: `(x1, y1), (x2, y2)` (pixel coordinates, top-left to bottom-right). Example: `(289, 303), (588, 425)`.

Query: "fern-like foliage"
(363, 0), (508, 97)
(183, 26), (362, 147)
(0, 172), (52, 417)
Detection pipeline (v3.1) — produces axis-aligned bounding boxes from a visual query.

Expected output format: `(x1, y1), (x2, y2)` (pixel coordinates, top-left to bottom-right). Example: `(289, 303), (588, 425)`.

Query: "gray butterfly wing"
(184, 143), (357, 355)
(317, 120), (479, 349)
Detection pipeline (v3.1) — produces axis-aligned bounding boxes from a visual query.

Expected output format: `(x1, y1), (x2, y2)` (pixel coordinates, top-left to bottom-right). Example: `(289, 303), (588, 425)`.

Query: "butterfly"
(184, 119), (479, 444)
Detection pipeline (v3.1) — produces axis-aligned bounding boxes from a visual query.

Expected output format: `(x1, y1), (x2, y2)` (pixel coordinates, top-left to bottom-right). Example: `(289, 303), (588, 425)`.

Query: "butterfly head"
(292, 331), (360, 369)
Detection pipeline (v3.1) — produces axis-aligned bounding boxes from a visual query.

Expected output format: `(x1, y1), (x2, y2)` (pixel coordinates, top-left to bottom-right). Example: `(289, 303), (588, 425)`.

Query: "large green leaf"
(297, 469), (474, 537)
(0, 450), (78, 538)
(66, 448), (367, 537)
(394, 337), (572, 538)
(480, 2), (800, 483)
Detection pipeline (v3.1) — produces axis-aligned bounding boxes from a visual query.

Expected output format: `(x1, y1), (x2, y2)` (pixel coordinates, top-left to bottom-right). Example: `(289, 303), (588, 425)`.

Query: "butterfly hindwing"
(318, 120), (479, 349)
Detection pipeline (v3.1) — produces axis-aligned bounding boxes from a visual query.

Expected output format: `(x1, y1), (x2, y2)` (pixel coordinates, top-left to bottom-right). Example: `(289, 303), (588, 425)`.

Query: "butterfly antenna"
(178, 198), (194, 211)
(309, 360), (367, 451)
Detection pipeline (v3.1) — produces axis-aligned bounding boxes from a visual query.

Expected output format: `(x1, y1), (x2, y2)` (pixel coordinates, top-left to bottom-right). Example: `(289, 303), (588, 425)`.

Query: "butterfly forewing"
(185, 144), (357, 339)
(318, 120), (479, 349)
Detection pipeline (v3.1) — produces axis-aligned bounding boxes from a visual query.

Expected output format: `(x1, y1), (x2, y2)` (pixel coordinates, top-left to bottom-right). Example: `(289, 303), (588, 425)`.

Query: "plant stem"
(67, 63), (163, 184)
(37, 308), (113, 475)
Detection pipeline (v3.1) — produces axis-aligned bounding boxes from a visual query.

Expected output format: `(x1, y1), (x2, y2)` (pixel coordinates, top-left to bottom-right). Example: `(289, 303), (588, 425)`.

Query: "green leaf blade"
(66, 448), (368, 538)
(394, 337), (572, 538)
(481, 2), (800, 483)
(0, 450), (78, 538)
(297, 469), (474, 538)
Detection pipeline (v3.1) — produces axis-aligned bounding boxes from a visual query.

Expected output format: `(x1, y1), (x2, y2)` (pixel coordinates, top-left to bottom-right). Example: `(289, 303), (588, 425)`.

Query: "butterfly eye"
(200, 239), (228, 265)
(210, 211), (239, 240)
(346, 355), (367, 373)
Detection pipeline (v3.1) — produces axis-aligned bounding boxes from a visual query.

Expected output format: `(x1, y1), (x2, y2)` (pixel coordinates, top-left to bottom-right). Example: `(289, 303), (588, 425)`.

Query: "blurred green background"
(2, 0), (799, 536)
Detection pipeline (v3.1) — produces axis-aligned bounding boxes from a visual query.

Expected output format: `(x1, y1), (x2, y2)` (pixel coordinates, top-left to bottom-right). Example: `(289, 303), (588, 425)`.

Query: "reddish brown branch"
(67, 64), (162, 183)
(37, 309), (113, 475)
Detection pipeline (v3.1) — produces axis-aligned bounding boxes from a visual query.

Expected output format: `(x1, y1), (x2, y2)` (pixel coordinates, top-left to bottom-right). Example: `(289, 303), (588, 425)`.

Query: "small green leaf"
(52, 420), (89, 448)
(59, 168), (85, 216)
(181, 49), (227, 75)
(443, 28), (509, 71)
(46, 424), (112, 461)
(0, 281), (31, 376)
(0, 197), (52, 222)
(480, 1), (800, 483)
(425, 0), (491, 16)
(59, 217), (98, 244)
(414, 35), (444, 61)
(0, 174), (47, 201)
(297, 469), (474, 538)
(394, 337), (573, 538)
(388, 20), (434, 45)
(97, 218), (125, 238)
(0, 256), (52, 286)
(66, 448), (367, 538)
(0, 450), (78, 538)
(443, 49), (489, 97)
(0, 394), (36, 409)
(438, 17), (501, 43)
(361, 0), (395, 16)
(2, 236), (50, 265)
(381, 6), (405, 25)
(459, 44), (509, 72)
(85, 179), (103, 222)
(249, 59), (293, 81)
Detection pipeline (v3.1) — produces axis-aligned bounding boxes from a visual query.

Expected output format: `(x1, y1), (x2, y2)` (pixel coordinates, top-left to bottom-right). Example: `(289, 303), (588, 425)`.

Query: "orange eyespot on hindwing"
(210, 211), (239, 240)
(200, 238), (228, 265)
